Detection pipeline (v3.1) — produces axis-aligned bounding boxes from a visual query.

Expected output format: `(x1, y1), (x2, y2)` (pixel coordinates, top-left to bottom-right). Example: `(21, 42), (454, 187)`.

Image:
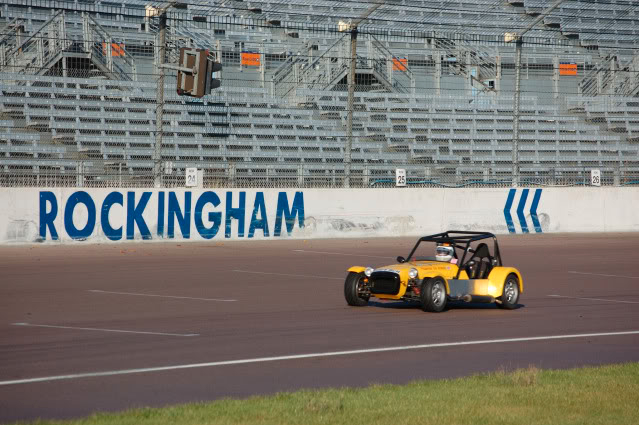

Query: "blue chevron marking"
(530, 189), (543, 233)
(504, 189), (516, 234)
(516, 188), (530, 233)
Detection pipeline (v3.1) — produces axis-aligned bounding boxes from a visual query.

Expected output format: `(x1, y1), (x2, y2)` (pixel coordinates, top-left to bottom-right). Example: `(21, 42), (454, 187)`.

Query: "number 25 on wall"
(396, 169), (406, 187)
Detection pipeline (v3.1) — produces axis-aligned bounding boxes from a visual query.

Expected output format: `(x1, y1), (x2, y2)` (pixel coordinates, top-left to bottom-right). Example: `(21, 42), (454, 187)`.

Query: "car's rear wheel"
(421, 277), (447, 312)
(344, 272), (369, 306)
(497, 273), (520, 309)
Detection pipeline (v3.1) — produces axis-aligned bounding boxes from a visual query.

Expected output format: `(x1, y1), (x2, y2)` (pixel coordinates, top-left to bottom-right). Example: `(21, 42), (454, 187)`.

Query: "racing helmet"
(436, 244), (454, 262)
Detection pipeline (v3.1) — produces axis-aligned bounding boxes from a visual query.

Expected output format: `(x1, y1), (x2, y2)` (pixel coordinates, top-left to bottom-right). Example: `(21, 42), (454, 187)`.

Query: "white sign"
(185, 167), (198, 187)
(395, 169), (406, 187)
(591, 169), (601, 187)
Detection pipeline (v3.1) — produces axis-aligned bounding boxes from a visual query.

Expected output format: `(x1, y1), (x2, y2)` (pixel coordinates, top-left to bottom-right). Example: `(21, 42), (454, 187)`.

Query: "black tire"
(421, 277), (447, 312)
(498, 273), (520, 310)
(344, 272), (369, 307)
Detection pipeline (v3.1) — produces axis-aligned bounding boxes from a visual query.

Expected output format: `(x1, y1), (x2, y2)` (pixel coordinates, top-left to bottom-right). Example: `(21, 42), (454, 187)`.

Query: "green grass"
(18, 362), (639, 425)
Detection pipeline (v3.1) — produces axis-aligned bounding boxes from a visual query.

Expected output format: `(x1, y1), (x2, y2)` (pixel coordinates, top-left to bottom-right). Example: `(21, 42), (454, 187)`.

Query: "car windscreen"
(409, 241), (459, 263)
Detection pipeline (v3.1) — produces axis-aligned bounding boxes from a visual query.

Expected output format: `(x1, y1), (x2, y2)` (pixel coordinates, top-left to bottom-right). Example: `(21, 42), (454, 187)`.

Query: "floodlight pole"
(512, 37), (522, 187)
(153, 1), (185, 187)
(154, 11), (167, 188)
(510, 0), (565, 187)
(345, 28), (357, 188)
(344, 1), (383, 188)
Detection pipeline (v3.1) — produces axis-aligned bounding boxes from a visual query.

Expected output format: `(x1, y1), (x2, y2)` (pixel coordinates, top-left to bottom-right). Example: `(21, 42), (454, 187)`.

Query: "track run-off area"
(1, 234), (638, 423)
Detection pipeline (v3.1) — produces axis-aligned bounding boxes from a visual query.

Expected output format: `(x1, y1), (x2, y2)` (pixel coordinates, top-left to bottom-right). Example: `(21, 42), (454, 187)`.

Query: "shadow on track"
(367, 301), (525, 311)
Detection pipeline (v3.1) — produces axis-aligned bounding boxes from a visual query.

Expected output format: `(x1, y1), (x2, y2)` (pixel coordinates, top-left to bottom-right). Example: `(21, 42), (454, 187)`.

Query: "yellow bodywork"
(348, 261), (523, 301)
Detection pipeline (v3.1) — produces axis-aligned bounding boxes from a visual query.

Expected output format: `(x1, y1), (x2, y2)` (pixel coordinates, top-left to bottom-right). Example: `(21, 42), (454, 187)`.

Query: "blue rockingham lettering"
(38, 190), (304, 241)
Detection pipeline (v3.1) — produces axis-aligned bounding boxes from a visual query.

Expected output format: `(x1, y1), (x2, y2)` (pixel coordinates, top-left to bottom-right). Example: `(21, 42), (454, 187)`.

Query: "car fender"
(420, 275), (451, 295)
(487, 267), (524, 293)
(347, 266), (366, 274)
(442, 276), (451, 294)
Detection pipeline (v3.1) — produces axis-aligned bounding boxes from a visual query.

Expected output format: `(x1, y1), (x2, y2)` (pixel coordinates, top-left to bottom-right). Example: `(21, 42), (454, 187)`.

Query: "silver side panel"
(448, 279), (488, 297)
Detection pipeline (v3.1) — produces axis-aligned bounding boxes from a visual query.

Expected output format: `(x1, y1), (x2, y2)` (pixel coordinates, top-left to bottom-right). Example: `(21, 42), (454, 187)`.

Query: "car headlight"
(364, 267), (374, 277)
(408, 268), (418, 279)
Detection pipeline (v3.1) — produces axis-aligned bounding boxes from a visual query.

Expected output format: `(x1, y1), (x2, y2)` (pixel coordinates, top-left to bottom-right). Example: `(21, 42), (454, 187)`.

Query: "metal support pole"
(496, 55), (501, 94)
(553, 55), (559, 99)
(435, 51), (441, 96)
(345, 28), (357, 188)
(506, 0), (565, 187)
(260, 42), (265, 88)
(154, 12), (167, 188)
(512, 38), (522, 187)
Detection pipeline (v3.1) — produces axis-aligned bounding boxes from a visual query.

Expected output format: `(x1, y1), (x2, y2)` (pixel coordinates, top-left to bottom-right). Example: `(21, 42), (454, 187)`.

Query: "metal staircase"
(270, 34), (415, 102)
(0, 17), (27, 68)
(149, 18), (218, 69)
(434, 33), (498, 92)
(0, 11), (137, 82)
(0, 11), (70, 76)
(271, 35), (348, 100)
(82, 13), (137, 81)
(579, 54), (639, 97)
(617, 55), (639, 97)
(370, 35), (413, 95)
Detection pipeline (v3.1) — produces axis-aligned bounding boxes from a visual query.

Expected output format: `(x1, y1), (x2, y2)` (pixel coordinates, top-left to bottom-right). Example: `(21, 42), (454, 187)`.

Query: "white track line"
(232, 270), (342, 280)
(2, 330), (638, 387)
(548, 295), (639, 304)
(293, 249), (391, 259)
(89, 290), (236, 302)
(568, 271), (639, 279)
(11, 323), (199, 337)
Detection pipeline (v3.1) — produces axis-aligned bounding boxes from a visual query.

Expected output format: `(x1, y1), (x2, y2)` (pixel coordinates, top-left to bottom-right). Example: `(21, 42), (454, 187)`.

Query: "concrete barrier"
(1, 187), (637, 244)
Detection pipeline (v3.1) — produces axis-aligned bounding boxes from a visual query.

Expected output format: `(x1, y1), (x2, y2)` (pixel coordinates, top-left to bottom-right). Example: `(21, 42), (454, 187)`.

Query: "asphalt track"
(1, 234), (639, 423)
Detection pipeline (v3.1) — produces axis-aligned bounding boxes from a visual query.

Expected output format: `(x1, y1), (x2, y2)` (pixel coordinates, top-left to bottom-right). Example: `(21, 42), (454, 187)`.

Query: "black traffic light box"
(176, 47), (222, 98)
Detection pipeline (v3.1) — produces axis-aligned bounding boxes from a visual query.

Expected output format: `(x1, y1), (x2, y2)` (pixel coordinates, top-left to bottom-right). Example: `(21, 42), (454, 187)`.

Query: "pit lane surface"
(1, 234), (638, 423)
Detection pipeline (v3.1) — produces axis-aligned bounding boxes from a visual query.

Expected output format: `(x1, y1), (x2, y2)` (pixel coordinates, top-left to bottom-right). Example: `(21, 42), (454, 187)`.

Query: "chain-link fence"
(2, 163), (637, 189)
(1, 4), (638, 189)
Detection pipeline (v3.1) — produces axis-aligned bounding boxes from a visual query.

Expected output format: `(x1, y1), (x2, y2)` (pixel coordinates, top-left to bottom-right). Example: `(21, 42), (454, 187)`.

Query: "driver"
(435, 244), (454, 262)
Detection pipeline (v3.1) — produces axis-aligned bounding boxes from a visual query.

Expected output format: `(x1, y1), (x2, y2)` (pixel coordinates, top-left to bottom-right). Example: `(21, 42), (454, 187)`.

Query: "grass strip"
(19, 362), (639, 425)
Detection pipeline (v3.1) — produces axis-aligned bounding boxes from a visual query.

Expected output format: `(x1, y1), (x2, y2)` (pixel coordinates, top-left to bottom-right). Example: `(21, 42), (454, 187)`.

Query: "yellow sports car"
(344, 231), (522, 312)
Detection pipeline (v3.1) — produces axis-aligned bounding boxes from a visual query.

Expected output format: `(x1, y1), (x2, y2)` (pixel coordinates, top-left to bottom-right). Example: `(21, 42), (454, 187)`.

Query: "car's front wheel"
(344, 272), (369, 306)
(421, 277), (447, 312)
(497, 273), (520, 309)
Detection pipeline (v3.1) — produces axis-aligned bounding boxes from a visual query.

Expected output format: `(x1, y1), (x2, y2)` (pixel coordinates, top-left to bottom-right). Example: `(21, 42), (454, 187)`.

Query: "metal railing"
(370, 35), (413, 94)
(1, 164), (637, 189)
(83, 13), (137, 82)
(271, 34), (348, 99)
(0, 11), (70, 76)
(579, 54), (638, 97)
(434, 32), (498, 87)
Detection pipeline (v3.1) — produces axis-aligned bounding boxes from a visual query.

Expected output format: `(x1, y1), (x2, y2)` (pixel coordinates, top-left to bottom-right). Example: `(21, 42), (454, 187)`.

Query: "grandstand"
(1, 0), (638, 188)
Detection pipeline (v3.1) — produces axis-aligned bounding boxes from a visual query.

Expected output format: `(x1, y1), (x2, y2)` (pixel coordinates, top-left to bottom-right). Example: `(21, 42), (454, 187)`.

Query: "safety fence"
(2, 165), (638, 188)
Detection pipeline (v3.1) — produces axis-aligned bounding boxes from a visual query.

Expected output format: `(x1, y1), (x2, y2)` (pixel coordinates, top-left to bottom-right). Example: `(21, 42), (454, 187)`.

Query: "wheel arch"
(423, 275), (451, 295)
(487, 267), (523, 293)
(347, 266), (366, 274)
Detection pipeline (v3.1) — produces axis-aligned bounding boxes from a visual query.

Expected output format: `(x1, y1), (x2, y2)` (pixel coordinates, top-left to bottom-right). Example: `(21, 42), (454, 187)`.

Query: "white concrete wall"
(1, 187), (638, 244)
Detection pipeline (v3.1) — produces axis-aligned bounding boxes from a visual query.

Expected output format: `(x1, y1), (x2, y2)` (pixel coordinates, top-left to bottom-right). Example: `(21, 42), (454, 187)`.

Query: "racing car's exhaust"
(461, 295), (495, 303)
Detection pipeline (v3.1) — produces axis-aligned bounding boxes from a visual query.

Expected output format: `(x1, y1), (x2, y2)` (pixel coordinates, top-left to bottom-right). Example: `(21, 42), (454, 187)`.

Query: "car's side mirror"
(397, 256), (406, 263)
(467, 260), (476, 267)
(491, 258), (498, 266)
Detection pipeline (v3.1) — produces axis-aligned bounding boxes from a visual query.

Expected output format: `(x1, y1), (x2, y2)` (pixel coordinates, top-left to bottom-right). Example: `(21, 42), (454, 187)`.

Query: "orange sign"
(102, 42), (125, 57)
(392, 57), (407, 71)
(241, 52), (261, 67)
(559, 63), (577, 76)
